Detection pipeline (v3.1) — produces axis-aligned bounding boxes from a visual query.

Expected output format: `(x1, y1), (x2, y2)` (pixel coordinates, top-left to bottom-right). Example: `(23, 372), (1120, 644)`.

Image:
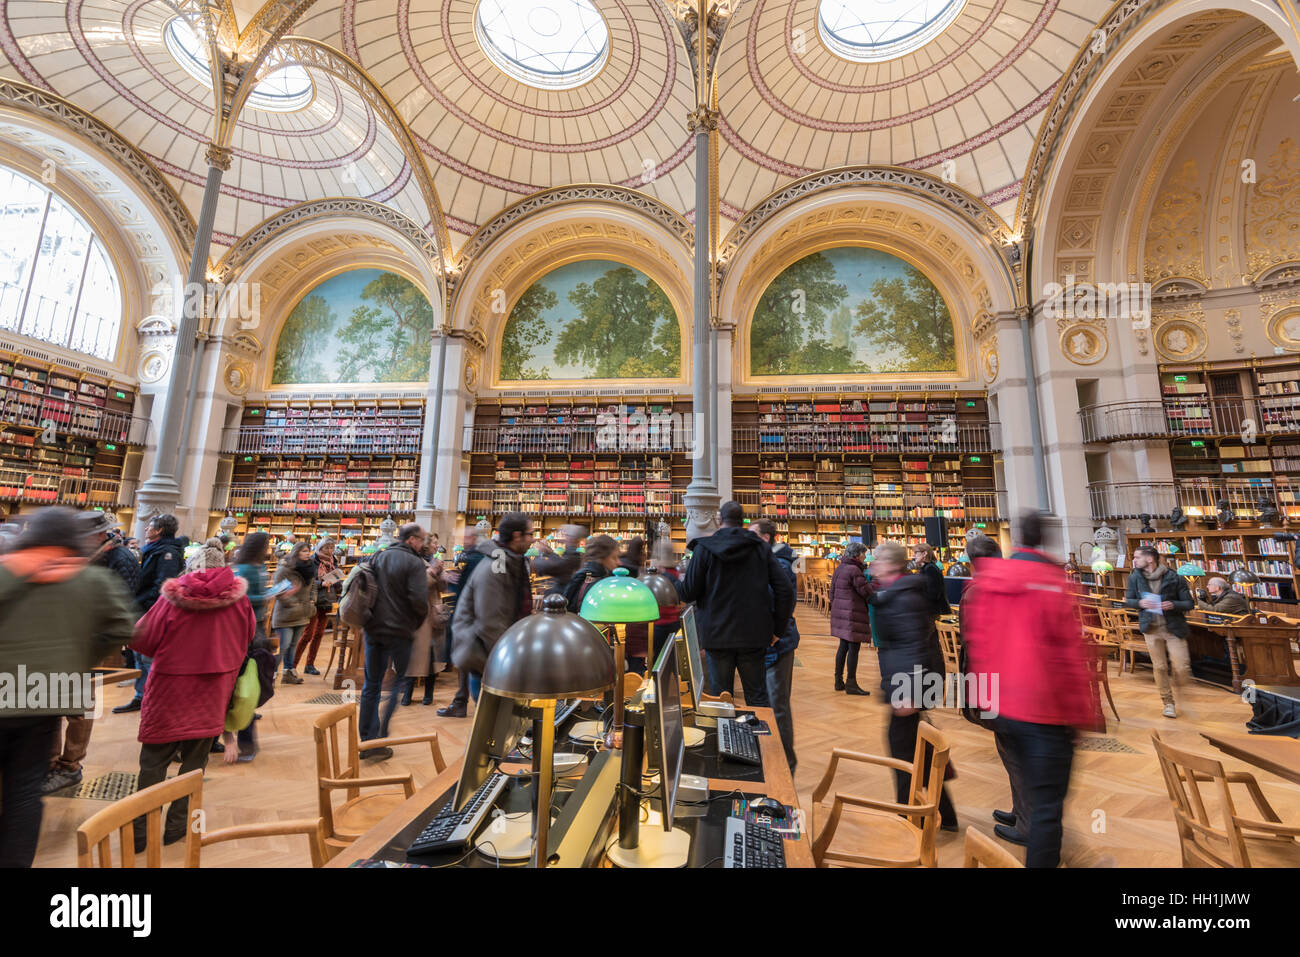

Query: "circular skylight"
(164, 17), (313, 113)
(818, 0), (966, 63)
(475, 0), (610, 90)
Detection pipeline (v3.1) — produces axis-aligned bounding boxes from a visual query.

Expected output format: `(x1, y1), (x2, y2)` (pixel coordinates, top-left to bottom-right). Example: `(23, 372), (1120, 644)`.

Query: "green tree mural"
(554, 266), (679, 378)
(749, 252), (851, 375)
(271, 294), (333, 383)
(498, 283), (557, 380)
(853, 263), (956, 372)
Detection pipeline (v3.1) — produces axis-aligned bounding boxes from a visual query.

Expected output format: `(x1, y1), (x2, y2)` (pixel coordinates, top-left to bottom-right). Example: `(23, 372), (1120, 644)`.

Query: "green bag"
(225, 659), (260, 733)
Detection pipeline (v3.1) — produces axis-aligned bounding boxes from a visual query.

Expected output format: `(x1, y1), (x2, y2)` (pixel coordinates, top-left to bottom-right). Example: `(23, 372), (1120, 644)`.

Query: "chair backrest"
(963, 826), (1022, 868)
(935, 620), (961, 672)
(1098, 606), (1138, 642)
(907, 722), (950, 866)
(1149, 730), (1248, 867)
(313, 702), (364, 831)
(78, 770), (203, 868)
(622, 671), (644, 699)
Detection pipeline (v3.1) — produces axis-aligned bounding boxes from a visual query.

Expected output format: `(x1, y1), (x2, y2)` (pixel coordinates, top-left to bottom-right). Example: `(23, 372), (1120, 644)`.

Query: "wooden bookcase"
(219, 399), (423, 549)
(463, 395), (693, 552)
(1075, 528), (1298, 612)
(731, 391), (1003, 557)
(0, 345), (140, 516)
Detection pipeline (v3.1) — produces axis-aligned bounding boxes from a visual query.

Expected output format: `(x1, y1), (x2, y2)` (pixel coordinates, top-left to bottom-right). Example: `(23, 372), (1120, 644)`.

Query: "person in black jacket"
(114, 513), (185, 714)
(438, 523), (491, 718)
(867, 541), (957, 831)
(912, 543), (951, 616)
(754, 519), (800, 770)
(563, 535), (620, 612)
(679, 501), (794, 709)
(1125, 546), (1195, 718)
(532, 524), (586, 594)
(358, 524), (430, 755)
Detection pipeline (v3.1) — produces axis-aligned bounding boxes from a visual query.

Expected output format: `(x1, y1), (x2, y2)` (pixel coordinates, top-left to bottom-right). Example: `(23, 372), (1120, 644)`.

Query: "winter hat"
(474, 519), (491, 543)
(186, 537), (227, 572)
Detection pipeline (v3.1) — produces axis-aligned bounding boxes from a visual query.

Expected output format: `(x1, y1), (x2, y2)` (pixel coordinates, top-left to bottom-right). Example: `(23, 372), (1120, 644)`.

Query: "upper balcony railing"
(221, 426), (423, 456)
(1079, 394), (1300, 443)
(212, 482), (417, 515)
(733, 422), (1001, 455)
(1087, 479), (1296, 522)
(465, 420), (696, 456)
(0, 468), (136, 508)
(0, 393), (148, 445)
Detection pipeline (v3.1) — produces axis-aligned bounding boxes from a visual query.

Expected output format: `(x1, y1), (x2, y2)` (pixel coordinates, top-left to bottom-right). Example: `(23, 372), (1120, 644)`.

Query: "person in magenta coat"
(128, 538), (255, 850)
(829, 542), (874, 695)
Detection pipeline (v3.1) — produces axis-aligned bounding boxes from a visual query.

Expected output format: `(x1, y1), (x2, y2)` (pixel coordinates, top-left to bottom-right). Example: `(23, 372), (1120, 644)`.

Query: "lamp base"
(568, 719), (604, 743)
(473, 810), (535, 862)
(606, 807), (691, 868)
(683, 726), (705, 748)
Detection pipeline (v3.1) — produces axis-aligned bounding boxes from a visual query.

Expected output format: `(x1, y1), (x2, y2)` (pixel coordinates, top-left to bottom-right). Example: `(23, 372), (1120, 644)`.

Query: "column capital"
(686, 106), (719, 133)
(204, 143), (233, 171)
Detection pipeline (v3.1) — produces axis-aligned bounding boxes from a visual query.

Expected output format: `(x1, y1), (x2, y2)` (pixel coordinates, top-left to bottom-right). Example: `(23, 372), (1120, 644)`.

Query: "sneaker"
(1162, 704), (1177, 718)
(42, 768), (83, 794)
(282, 669), (304, 685)
(359, 747), (394, 761)
(112, 697), (142, 714)
(304, 665), (320, 676)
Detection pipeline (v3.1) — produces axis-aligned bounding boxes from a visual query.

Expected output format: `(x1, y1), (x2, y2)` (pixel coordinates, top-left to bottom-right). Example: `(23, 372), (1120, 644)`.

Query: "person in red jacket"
(960, 512), (1094, 868)
(129, 538), (255, 851)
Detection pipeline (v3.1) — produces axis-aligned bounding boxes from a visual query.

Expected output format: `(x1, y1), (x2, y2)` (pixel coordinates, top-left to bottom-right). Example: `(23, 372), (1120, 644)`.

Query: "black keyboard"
(406, 771), (507, 855)
(723, 816), (786, 868)
(717, 718), (761, 766)
(554, 699), (580, 726)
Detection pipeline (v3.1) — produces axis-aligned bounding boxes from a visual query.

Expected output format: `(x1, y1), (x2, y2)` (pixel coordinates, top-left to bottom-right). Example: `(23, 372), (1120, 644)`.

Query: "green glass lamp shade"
(482, 594), (615, 701)
(1167, 544), (1180, 554)
(1228, 568), (1260, 585)
(640, 571), (682, 610)
(525, 545), (539, 558)
(579, 567), (660, 623)
(1090, 559), (1114, 574)
(1177, 563), (1204, 577)
(861, 550), (872, 562)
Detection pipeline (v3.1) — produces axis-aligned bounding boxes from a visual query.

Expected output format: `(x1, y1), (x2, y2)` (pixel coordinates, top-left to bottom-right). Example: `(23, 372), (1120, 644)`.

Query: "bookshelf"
(0, 345), (140, 515)
(216, 399), (424, 548)
(463, 395), (693, 552)
(731, 391), (1004, 558)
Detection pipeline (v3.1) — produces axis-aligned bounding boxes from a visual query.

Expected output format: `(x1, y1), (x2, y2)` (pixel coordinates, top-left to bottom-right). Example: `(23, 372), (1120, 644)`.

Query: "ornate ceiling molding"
(212, 197), (437, 283)
(0, 77), (196, 250)
(452, 185), (694, 274)
(275, 36), (448, 260)
(718, 165), (1018, 284)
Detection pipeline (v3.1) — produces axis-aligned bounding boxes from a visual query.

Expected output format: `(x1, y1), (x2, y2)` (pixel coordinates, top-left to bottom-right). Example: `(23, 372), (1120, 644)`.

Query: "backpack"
(338, 560), (378, 629)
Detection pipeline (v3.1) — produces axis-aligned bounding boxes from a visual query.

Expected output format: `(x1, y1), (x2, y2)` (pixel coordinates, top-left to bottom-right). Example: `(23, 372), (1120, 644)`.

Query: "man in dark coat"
(1125, 546), (1195, 718)
(532, 524), (586, 594)
(754, 519), (800, 770)
(679, 501), (794, 709)
(359, 524), (430, 754)
(114, 513), (186, 714)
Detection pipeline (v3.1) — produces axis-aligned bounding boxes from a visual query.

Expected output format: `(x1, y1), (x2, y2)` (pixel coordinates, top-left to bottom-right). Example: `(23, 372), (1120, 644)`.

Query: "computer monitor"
(453, 692), (530, 811)
(650, 638), (684, 833)
(677, 605), (705, 710)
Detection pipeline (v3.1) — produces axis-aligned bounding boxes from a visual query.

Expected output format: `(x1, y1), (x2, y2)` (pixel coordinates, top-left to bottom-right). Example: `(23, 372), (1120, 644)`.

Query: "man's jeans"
(992, 717), (1075, 867)
(706, 649), (770, 709)
(765, 650), (796, 769)
(132, 654), (152, 700)
(359, 636), (412, 742)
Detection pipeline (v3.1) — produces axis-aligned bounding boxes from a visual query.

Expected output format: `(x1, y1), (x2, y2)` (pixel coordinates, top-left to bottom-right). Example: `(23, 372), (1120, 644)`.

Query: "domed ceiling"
(0, 0), (1122, 262)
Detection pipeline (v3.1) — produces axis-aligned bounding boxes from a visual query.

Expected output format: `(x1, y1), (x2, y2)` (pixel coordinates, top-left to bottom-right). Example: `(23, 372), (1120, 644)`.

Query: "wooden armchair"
(1099, 606), (1146, 674)
(77, 770), (327, 868)
(963, 826), (1022, 868)
(810, 722), (951, 868)
(313, 703), (447, 859)
(1150, 730), (1300, 868)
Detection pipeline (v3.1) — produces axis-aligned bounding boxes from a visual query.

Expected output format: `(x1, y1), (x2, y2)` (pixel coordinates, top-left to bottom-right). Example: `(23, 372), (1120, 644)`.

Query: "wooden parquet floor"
(32, 605), (1300, 867)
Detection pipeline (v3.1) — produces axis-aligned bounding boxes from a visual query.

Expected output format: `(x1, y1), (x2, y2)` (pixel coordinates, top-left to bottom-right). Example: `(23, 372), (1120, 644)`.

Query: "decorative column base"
(415, 507), (446, 542)
(683, 490), (720, 546)
(132, 479), (181, 538)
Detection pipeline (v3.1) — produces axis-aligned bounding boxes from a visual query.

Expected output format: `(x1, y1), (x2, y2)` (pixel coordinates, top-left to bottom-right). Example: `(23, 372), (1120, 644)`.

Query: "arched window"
(0, 167), (123, 362)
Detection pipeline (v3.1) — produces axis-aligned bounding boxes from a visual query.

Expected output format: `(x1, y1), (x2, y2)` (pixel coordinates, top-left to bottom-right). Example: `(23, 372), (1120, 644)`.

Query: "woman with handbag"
(271, 542), (317, 684)
(294, 538), (341, 677)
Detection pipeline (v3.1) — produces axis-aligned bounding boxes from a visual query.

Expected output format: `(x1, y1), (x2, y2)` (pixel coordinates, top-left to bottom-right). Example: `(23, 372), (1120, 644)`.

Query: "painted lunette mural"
(498, 260), (681, 381)
(750, 247), (957, 376)
(272, 269), (434, 384)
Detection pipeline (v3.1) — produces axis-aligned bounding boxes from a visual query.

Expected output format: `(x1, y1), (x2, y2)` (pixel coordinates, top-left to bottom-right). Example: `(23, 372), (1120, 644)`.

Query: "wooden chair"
(1083, 636), (1120, 723)
(77, 770), (327, 868)
(313, 703), (447, 859)
(622, 671), (644, 699)
(1099, 606), (1146, 674)
(936, 620), (961, 675)
(327, 618), (362, 690)
(963, 826), (1022, 868)
(810, 722), (950, 868)
(1149, 730), (1300, 868)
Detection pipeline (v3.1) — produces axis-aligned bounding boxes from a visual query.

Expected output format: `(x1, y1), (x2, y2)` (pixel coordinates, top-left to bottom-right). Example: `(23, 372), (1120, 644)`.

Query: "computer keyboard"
(554, 698), (580, 727)
(406, 771), (507, 855)
(717, 717), (762, 766)
(723, 816), (786, 869)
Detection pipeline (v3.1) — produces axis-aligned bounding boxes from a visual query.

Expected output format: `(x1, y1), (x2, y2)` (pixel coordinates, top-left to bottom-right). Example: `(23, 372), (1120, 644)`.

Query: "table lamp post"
(579, 568), (660, 742)
(1177, 562), (1205, 592)
(482, 593), (615, 869)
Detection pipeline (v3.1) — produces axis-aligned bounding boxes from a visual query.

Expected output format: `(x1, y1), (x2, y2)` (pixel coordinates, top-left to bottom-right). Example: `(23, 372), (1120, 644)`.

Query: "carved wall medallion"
(1059, 322), (1107, 365)
(980, 342), (999, 383)
(139, 349), (169, 383)
(1155, 318), (1207, 360)
(1265, 307), (1300, 350)
(464, 359), (479, 393)
(224, 358), (252, 395)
